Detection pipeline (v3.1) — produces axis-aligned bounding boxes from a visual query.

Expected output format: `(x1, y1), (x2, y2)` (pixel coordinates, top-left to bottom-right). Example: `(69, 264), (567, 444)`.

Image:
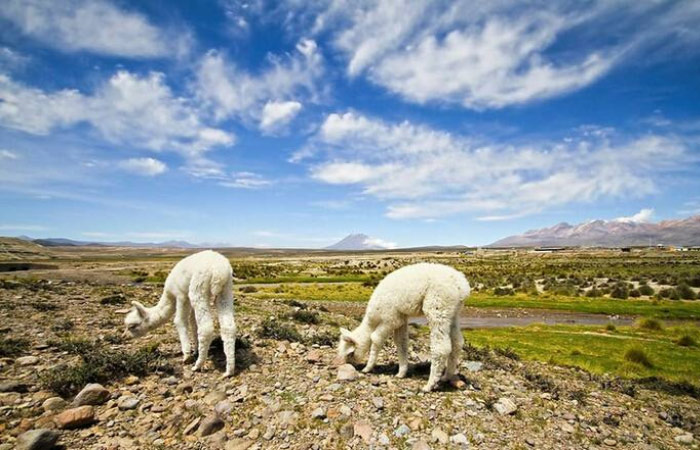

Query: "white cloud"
(299, 112), (687, 220)
(0, 71), (235, 176)
(0, 149), (18, 160)
(259, 100), (302, 133)
(364, 237), (397, 249)
(283, 0), (700, 109)
(195, 39), (323, 124)
(118, 157), (167, 176)
(613, 208), (654, 224)
(219, 172), (272, 189)
(0, 0), (184, 58)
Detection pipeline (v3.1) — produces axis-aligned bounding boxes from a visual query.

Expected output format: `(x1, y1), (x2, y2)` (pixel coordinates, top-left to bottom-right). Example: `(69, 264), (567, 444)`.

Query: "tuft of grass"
(257, 318), (303, 342)
(494, 346), (520, 360)
(40, 340), (172, 397)
(0, 336), (30, 357)
(289, 309), (320, 325)
(51, 319), (75, 332)
(605, 323), (616, 332)
(307, 330), (338, 347)
(624, 346), (654, 368)
(29, 301), (60, 311)
(239, 286), (258, 294)
(636, 318), (664, 331)
(675, 335), (697, 347)
(100, 294), (126, 305)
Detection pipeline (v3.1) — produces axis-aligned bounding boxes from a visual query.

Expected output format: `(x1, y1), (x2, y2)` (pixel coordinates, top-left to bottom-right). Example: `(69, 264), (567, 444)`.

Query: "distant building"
(534, 247), (565, 252)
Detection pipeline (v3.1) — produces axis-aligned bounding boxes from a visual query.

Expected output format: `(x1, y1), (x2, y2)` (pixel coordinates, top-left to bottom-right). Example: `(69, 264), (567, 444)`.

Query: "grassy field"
(466, 321), (700, 384)
(246, 282), (700, 319)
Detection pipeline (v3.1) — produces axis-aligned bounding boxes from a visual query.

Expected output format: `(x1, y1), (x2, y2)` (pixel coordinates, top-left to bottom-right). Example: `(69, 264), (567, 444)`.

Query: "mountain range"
(489, 215), (700, 247)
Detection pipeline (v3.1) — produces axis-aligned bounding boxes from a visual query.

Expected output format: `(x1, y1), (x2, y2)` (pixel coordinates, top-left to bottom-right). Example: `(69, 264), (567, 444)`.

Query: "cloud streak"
(298, 112), (688, 220)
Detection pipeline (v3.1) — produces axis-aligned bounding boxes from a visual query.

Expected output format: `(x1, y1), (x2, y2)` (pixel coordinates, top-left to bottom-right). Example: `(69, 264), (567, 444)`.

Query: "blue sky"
(1, 0), (700, 248)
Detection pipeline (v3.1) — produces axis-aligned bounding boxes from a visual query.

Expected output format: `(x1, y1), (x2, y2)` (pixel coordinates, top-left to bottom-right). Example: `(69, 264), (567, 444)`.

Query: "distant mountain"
(31, 238), (200, 248)
(489, 215), (700, 247)
(325, 233), (397, 250)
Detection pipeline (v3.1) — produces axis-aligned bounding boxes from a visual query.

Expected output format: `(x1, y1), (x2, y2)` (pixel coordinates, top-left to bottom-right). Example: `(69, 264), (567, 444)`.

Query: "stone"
(73, 384), (110, 406)
(339, 422), (354, 439)
(493, 398), (518, 415)
(16, 355), (40, 366)
(409, 417), (423, 431)
(199, 414), (224, 437)
(117, 396), (139, 410)
(184, 417), (201, 435)
(225, 439), (254, 450)
(306, 349), (322, 363)
(464, 361), (483, 372)
(451, 433), (469, 445)
(378, 433), (391, 445)
(42, 397), (67, 412)
(0, 381), (29, 393)
(431, 428), (449, 444)
(248, 428), (260, 439)
(204, 391), (227, 406)
(394, 424), (411, 437)
(675, 434), (694, 445)
(372, 397), (384, 410)
(311, 407), (326, 420)
(54, 405), (95, 429)
(525, 437), (536, 446)
(16, 429), (60, 450)
(124, 375), (139, 385)
(215, 400), (235, 416)
(263, 426), (275, 440)
(412, 440), (431, 450)
(604, 439), (617, 447)
(354, 421), (372, 444)
(278, 410), (298, 428)
(337, 364), (358, 381)
(561, 423), (575, 433)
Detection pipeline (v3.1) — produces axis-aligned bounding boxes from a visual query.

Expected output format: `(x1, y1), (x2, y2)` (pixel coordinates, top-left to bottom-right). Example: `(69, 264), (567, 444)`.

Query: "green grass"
(465, 323), (700, 384)
(249, 282), (700, 319)
(469, 293), (700, 319)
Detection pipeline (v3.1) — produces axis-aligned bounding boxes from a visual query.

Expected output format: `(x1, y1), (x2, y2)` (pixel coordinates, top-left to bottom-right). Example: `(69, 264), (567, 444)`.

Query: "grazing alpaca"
(337, 263), (469, 391)
(124, 250), (236, 377)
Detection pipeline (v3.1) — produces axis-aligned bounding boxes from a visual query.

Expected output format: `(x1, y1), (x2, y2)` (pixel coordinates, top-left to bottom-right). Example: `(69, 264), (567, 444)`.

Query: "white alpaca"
(337, 263), (469, 392)
(124, 250), (236, 377)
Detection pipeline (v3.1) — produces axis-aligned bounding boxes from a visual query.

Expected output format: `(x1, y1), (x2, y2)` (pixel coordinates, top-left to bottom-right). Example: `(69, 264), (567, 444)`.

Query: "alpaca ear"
(340, 328), (356, 344)
(131, 301), (147, 318)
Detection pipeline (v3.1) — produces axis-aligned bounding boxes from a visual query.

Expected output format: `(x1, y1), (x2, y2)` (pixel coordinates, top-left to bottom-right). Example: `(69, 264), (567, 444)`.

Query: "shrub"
(628, 289), (641, 298)
(307, 330), (338, 346)
(586, 288), (602, 298)
(30, 301), (59, 311)
(494, 346), (520, 360)
(624, 346), (653, 368)
(493, 287), (515, 296)
(240, 286), (258, 294)
(636, 318), (664, 331)
(40, 341), (172, 397)
(676, 335), (697, 347)
(51, 319), (75, 332)
(0, 336), (30, 357)
(638, 285), (655, 296)
(289, 310), (320, 325)
(610, 284), (629, 299)
(605, 323), (617, 332)
(676, 284), (696, 300)
(257, 318), (303, 342)
(100, 294), (126, 305)
(284, 299), (307, 309)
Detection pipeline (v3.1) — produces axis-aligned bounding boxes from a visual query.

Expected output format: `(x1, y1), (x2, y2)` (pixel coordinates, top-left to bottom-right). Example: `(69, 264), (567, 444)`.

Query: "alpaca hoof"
(191, 363), (203, 372)
(421, 384), (435, 392)
(221, 371), (233, 379)
(183, 354), (195, 364)
(361, 366), (372, 374)
(396, 371), (407, 378)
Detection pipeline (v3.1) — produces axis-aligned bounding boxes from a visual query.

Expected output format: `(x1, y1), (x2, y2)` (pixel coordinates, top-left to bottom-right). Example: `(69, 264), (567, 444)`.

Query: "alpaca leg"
(187, 305), (198, 357)
(173, 296), (192, 363)
(423, 322), (451, 392)
(394, 320), (409, 378)
(217, 287), (236, 377)
(362, 325), (389, 373)
(191, 291), (216, 373)
(444, 315), (463, 381)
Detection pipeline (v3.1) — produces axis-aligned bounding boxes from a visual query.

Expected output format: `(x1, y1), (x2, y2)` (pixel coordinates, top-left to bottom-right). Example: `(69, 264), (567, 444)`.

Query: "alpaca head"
(124, 301), (151, 338)
(337, 327), (370, 363)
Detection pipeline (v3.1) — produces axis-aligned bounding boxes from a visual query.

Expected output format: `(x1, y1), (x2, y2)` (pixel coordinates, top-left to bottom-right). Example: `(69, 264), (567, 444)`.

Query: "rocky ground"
(0, 278), (699, 449)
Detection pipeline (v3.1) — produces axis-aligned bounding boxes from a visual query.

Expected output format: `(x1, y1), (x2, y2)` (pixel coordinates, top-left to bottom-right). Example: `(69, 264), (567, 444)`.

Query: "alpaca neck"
(147, 293), (175, 329)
